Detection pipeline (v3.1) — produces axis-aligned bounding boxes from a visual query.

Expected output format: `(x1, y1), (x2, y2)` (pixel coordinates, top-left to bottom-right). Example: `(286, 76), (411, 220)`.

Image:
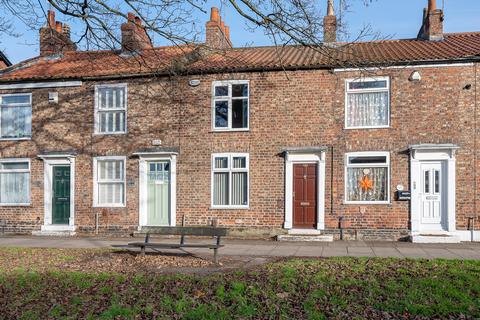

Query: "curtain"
(347, 167), (387, 201)
(0, 172), (29, 204)
(232, 172), (247, 205)
(347, 92), (388, 127)
(1, 106), (31, 138)
(99, 183), (124, 204)
(213, 173), (229, 205)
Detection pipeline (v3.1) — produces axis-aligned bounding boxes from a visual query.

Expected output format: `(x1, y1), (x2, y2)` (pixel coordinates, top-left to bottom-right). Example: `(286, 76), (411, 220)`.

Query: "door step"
(277, 234), (333, 242)
(32, 230), (76, 237)
(411, 234), (461, 243)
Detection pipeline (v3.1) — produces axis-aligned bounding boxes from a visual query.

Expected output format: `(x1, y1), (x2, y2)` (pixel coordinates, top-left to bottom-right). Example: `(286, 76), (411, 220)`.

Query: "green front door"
(147, 161), (170, 225)
(52, 166), (71, 225)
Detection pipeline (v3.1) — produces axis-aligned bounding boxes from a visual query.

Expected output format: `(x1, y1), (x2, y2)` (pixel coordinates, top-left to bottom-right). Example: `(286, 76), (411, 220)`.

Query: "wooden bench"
(127, 226), (227, 263)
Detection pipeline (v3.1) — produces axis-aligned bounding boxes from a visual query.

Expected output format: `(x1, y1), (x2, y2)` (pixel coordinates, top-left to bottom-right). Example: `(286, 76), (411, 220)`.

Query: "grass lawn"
(0, 248), (479, 319)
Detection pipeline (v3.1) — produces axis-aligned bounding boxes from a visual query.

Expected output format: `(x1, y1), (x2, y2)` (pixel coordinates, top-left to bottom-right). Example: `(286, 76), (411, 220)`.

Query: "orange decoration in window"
(359, 175), (374, 192)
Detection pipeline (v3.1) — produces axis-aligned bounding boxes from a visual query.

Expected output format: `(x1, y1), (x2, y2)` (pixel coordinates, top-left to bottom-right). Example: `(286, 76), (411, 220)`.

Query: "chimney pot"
(327, 0), (334, 16)
(128, 12), (135, 22)
(210, 7), (220, 23)
(428, 0), (437, 12)
(121, 12), (153, 52)
(225, 26), (230, 40)
(55, 21), (63, 33)
(47, 10), (55, 28)
(134, 16), (141, 26)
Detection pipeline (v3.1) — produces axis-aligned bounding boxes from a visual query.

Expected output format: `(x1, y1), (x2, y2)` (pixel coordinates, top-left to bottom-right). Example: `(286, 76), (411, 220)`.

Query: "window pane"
(232, 157), (246, 168)
(232, 172), (248, 205)
(347, 167), (387, 202)
(434, 170), (440, 194)
(0, 162), (29, 170)
(348, 156), (387, 165)
(346, 91), (388, 127)
(424, 171), (430, 193)
(1, 106), (32, 138)
(2, 95), (30, 105)
(213, 172), (229, 205)
(215, 86), (228, 97)
(98, 183), (124, 204)
(215, 101), (228, 128)
(349, 80), (387, 90)
(0, 172), (29, 203)
(98, 160), (123, 181)
(232, 84), (248, 97)
(232, 99), (248, 128)
(215, 157), (228, 169)
(98, 87), (125, 110)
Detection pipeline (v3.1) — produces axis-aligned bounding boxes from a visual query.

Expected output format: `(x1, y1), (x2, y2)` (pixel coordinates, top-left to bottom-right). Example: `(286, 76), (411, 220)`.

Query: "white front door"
(420, 162), (445, 231)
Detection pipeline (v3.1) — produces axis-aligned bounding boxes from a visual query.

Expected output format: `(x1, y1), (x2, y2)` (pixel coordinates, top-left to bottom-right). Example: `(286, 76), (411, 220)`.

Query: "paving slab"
(1, 236), (480, 260)
(347, 246), (375, 257)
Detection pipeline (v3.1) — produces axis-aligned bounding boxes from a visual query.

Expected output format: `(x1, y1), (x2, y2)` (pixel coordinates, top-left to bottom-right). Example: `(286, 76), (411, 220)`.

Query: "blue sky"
(1, 0), (479, 64)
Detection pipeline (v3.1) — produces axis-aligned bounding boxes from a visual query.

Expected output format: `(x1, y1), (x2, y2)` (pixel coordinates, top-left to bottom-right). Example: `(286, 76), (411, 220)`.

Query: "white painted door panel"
(420, 162), (444, 230)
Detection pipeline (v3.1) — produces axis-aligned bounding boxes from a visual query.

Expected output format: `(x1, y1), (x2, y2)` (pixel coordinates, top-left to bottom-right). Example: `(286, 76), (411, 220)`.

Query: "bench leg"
(141, 246), (145, 256)
(213, 247), (218, 264)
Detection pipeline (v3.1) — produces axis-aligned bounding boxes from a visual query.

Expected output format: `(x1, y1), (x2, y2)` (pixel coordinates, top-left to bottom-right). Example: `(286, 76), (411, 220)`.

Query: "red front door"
(293, 164), (317, 229)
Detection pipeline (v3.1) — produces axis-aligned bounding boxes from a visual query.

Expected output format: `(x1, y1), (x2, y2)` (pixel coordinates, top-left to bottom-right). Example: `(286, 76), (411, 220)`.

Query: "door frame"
(137, 152), (177, 228)
(39, 154), (76, 231)
(284, 148), (326, 230)
(410, 144), (458, 235)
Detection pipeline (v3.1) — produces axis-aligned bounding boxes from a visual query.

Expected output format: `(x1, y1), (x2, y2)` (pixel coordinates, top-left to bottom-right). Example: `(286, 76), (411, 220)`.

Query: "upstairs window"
(212, 81), (249, 130)
(0, 159), (30, 205)
(0, 94), (32, 139)
(345, 152), (389, 203)
(95, 84), (127, 134)
(345, 77), (390, 129)
(212, 153), (249, 208)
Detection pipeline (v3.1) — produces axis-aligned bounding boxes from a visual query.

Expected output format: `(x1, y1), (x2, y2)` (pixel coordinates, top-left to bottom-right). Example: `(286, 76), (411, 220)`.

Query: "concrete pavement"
(1, 236), (480, 260)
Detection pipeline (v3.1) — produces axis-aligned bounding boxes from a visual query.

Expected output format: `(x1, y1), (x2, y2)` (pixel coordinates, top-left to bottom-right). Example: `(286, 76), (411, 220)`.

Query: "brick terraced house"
(0, 0), (479, 242)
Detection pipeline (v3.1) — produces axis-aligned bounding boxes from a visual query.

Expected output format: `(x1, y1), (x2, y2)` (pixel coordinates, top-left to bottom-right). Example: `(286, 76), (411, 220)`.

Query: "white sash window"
(95, 84), (127, 134)
(345, 77), (390, 129)
(93, 157), (126, 207)
(0, 159), (30, 205)
(0, 94), (32, 139)
(212, 153), (249, 208)
(345, 152), (390, 204)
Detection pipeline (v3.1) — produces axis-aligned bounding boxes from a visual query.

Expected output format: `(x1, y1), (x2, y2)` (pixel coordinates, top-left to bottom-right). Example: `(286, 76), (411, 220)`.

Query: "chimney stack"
(121, 13), (153, 52)
(39, 10), (77, 56)
(418, 0), (444, 41)
(323, 0), (337, 43)
(205, 7), (232, 50)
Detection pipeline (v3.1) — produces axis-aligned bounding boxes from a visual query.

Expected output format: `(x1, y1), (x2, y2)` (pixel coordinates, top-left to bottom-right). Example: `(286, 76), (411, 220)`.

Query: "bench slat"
(127, 242), (223, 249)
(139, 226), (227, 236)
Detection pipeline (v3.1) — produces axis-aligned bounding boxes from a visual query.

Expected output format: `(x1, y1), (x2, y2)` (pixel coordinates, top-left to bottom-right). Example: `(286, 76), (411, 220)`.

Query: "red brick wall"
(0, 63), (478, 239)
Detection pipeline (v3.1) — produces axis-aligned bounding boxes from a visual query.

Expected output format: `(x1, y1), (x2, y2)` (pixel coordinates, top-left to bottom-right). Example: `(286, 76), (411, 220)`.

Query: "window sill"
(211, 129), (250, 133)
(0, 137), (31, 141)
(343, 201), (391, 205)
(210, 206), (250, 210)
(93, 132), (127, 136)
(93, 204), (126, 208)
(344, 126), (390, 130)
(0, 203), (31, 207)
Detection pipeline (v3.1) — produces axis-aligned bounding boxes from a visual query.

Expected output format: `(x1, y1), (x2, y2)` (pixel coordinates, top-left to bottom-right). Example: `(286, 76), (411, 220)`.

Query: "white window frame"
(211, 153), (249, 209)
(94, 83), (128, 135)
(344, 151), (390, 204)
(344, 77), (390, 129)
(0, 93), (32, 141)
(93, 156), (126, 207)
(211, 80), (250, 131)
(0, 158), (31, 206)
